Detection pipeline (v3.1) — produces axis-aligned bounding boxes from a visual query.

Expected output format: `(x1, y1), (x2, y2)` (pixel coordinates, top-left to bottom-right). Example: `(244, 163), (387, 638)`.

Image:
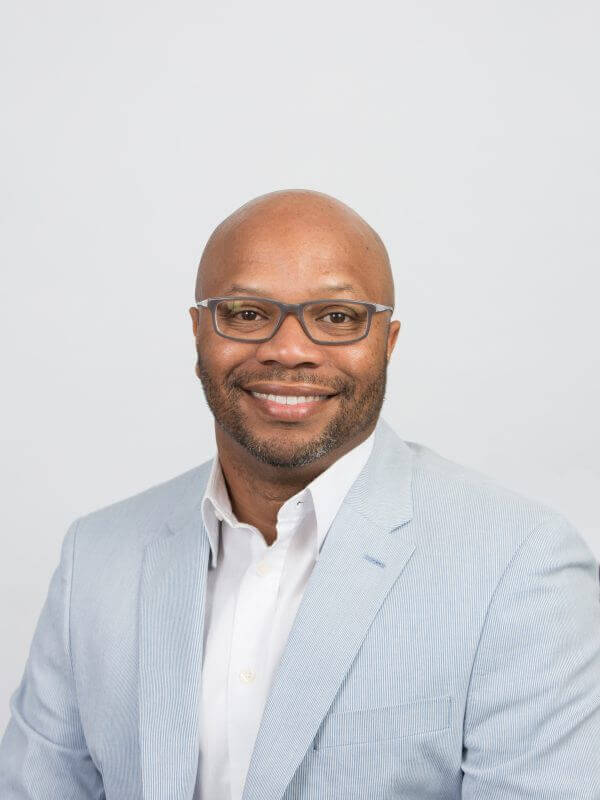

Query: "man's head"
(189, 189), (400, 469)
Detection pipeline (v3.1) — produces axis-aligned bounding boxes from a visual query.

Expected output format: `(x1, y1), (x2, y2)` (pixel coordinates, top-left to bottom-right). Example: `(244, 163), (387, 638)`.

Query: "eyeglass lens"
(214, 299), (370, 342)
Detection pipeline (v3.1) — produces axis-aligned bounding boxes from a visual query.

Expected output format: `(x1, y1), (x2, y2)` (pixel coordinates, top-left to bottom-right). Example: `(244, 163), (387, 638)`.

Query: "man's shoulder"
(400, 436), (573, 559)
(72, 457), (214, 551)
(406, 437), (553, 512)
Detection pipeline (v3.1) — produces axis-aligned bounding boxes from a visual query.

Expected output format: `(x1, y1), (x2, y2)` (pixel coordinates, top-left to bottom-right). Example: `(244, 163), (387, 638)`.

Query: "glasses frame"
(196, 296), (394, 345)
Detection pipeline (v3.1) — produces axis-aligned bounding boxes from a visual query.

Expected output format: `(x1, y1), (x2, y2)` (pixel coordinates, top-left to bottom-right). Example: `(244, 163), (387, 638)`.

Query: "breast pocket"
(313, 695), (453, 750)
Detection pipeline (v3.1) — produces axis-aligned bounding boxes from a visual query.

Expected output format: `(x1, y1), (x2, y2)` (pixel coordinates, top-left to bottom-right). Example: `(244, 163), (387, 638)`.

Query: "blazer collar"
(344, 415), (413, 530)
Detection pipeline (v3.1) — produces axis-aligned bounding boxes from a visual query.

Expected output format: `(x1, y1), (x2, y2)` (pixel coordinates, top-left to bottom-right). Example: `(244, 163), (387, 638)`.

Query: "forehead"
(202, 214), (386, 300)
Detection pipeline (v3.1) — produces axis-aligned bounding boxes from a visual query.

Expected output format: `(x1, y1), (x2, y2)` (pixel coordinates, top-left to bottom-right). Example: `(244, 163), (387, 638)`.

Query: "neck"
(214, 423), (374, 545)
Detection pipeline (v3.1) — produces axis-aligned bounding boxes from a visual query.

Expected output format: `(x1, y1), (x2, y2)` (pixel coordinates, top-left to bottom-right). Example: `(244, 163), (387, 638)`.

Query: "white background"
(1, 0), (599, 731)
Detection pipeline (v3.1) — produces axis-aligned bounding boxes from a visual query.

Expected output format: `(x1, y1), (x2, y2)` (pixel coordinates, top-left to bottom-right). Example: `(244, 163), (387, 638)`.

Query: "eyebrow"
(222, 282), (357, 296)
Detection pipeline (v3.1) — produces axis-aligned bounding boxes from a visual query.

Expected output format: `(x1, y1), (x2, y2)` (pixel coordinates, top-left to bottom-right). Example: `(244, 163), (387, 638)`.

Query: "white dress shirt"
(195, 430), (375, 800)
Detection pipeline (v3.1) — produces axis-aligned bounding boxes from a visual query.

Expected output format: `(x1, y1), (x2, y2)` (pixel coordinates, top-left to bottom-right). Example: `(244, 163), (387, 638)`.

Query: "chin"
(242, 431), (334, 469)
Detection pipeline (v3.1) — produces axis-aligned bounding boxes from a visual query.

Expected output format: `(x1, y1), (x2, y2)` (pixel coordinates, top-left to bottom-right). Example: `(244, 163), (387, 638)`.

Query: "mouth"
(241, 385), (338, 421)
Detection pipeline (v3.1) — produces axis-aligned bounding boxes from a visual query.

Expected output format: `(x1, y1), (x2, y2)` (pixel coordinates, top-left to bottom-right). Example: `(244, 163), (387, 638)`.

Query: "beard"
(195, 349), (388, 469)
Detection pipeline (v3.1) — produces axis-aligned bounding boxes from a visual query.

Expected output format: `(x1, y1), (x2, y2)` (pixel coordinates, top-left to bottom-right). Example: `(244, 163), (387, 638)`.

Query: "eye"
(235, 309), (264, 321)
(221, 305), (268, 320)
(324, 311), (350, 324)
(317, 310), (356, 324)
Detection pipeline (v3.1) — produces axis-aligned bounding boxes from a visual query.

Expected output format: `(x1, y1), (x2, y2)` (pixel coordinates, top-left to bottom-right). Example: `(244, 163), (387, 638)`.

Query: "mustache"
(228, 370), (352, 395)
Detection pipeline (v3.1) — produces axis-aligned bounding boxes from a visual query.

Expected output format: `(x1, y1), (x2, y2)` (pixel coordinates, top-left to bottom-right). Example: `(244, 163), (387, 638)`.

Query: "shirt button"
(239, 669), (256, 684)
(255, 561), (271, 576)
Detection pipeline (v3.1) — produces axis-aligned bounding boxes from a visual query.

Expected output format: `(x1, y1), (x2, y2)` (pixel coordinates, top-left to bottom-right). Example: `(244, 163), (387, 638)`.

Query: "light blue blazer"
(1, 417), (600, 799)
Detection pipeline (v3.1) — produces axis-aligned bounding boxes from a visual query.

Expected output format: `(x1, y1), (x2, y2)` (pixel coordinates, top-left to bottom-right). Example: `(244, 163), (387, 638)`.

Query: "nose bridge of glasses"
(273, 302), (314, 341)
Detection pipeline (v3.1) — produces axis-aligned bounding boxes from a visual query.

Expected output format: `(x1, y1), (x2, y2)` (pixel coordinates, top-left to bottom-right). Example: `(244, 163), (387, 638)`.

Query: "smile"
(242, 388), (337, 421)
(250, 391), (327, 405)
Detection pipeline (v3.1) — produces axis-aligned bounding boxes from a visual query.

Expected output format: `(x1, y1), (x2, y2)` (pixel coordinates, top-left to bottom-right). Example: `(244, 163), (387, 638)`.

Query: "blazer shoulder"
(404, 439), (572, 555)
(71, 459), (213, 552)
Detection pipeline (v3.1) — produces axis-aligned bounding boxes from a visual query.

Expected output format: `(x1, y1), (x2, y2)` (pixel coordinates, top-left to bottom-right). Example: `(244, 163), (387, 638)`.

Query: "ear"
(189, 306), (199, 337)
(386, 320), (401, 362)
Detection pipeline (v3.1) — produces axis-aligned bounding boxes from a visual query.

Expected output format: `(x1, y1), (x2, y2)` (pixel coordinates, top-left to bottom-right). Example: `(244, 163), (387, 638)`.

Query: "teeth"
(251, 391), (326, 405)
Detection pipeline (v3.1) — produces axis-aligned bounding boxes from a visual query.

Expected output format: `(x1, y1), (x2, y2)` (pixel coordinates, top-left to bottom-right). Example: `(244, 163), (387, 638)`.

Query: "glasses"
(196, 296), (394, 345)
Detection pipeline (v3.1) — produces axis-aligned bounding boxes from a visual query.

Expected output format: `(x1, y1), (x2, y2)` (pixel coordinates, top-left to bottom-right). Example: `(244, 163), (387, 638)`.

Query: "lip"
(242, 383), (337, 397)
(242, 387), (337, 421)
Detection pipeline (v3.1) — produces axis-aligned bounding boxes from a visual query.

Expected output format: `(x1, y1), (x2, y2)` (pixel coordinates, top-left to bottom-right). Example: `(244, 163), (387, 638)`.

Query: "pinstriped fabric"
(242, 423), (600, 799)
(312, 695), (453, 748)
(138, 521), (209, 800)
(1, 416), (600, 799)
(0, 521), (105, 799)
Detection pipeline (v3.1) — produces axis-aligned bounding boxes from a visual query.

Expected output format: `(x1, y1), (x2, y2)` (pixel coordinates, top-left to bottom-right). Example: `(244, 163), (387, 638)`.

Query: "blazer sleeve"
(461, 513), (600, 798)
(0, 519), (104, 799)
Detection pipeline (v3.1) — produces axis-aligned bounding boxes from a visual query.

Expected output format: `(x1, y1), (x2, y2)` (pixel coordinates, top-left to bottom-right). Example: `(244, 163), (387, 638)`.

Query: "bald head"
(195, 189), (394, 307)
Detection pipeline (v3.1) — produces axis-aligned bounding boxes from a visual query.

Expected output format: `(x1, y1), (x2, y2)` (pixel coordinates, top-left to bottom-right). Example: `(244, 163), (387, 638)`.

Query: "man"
(1, 189), (599, 800)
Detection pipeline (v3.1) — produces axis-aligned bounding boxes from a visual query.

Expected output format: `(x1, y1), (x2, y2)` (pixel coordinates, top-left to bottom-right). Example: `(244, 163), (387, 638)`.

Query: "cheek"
(198, 332), (254, 375)
(329, 341), (381, 381)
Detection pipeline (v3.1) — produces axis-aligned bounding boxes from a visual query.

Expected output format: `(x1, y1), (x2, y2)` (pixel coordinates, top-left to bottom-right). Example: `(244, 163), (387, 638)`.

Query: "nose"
(254, 310), (325, 368)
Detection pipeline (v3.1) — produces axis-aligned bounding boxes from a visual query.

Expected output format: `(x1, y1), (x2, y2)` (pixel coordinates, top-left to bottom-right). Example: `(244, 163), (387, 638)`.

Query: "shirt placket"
(227, 527), (292, 800)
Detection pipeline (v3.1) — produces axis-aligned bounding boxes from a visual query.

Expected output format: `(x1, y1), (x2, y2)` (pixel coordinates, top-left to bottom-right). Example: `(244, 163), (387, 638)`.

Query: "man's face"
(190, 211), (400, 469)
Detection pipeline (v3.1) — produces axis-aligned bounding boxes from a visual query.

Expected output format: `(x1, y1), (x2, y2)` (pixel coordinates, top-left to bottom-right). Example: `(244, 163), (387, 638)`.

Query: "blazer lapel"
(138, 490), (211, 800)
(242, 418), (416, 800)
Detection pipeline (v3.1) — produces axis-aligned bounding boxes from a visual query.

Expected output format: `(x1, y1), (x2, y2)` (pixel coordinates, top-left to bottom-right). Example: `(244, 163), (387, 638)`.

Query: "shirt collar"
(200, 456), (236, 569)
(201, 429), (376, 568)
(302, 429), (375, 554)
